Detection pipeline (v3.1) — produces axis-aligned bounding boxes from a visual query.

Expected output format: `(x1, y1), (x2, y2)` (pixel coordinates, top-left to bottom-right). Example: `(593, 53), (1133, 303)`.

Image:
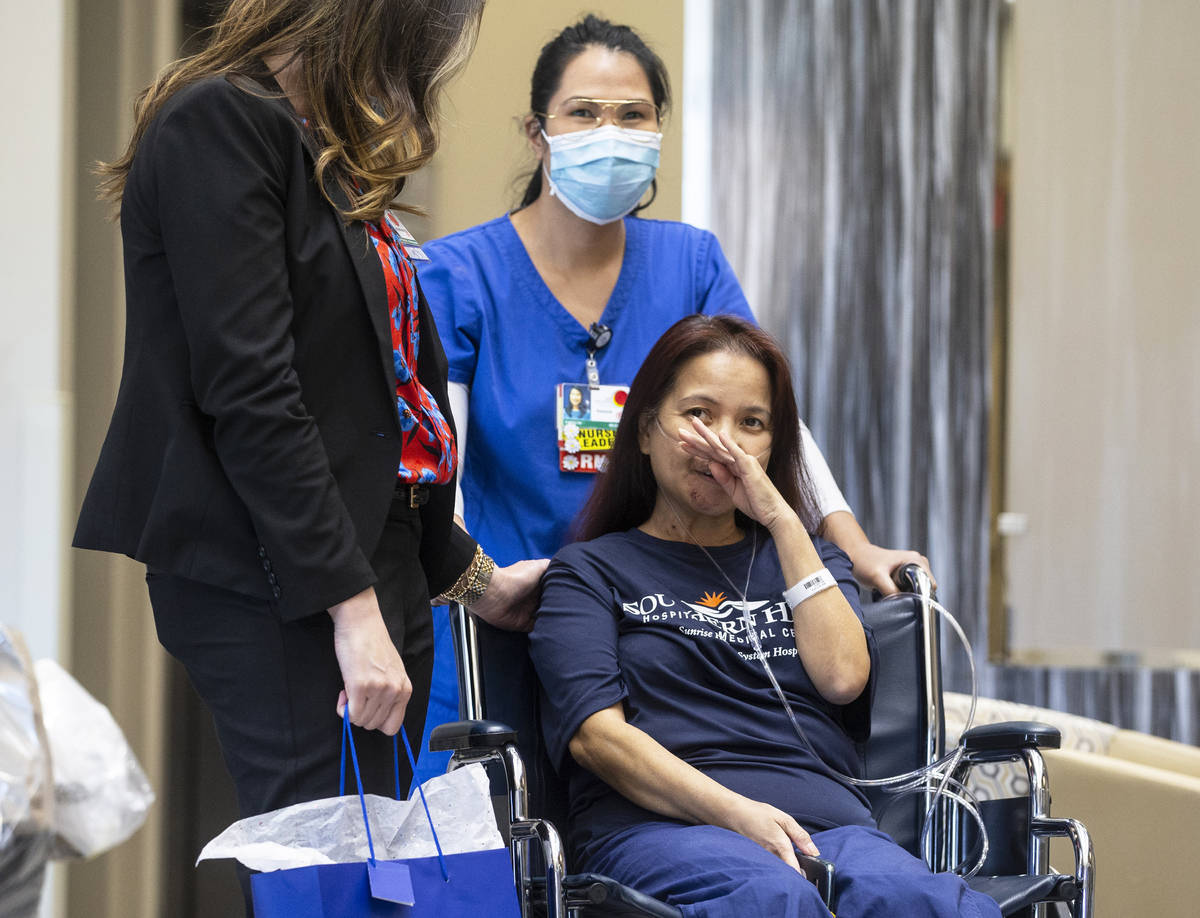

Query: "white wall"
(1004, 0), (1200, 663)
(0, 3), (74, 916)
(0, 0), (73, 660)
(681, 0), (714, 231)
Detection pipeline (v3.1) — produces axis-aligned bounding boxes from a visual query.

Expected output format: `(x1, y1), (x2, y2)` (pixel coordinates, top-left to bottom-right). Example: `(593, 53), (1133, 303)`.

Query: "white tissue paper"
(197, 762), (505, 872)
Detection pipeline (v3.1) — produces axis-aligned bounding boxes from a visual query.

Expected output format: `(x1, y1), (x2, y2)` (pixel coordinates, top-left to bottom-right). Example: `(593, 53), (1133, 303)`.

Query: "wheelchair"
(430, 566), (1094, 918)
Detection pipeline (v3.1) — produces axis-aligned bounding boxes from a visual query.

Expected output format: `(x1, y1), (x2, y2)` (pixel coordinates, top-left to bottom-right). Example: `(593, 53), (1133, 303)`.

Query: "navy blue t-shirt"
(529, 527), (879, 862)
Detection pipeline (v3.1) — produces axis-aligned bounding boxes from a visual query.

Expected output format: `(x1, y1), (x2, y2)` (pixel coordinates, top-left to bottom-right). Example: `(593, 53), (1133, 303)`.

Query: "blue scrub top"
(419, 214), (755, 565)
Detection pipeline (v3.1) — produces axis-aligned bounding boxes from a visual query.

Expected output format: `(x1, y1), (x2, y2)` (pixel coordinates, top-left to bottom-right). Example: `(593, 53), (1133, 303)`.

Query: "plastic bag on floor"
(1, 628), (157, 917)
(34, 658), (156, 859)
(0, 627), (53, 918)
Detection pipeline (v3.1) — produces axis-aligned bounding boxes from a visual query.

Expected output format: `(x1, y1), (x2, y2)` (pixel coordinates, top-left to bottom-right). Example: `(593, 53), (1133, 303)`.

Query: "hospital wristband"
(783, 568), (838, 608)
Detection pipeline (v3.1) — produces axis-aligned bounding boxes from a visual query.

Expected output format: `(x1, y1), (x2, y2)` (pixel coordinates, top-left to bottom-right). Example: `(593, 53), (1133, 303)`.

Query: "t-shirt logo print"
(685, 591), (740, 621)
(622, 589), (775, 642)
(682, 592), (770, 629)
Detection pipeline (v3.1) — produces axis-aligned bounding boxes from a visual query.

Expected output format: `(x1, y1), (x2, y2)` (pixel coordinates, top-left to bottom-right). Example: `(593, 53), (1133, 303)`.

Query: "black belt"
(395, 481), (431, 508)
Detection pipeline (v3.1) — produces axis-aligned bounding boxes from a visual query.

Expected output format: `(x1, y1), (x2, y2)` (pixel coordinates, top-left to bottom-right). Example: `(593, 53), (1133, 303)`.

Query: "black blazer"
(74, 73), (475, 621)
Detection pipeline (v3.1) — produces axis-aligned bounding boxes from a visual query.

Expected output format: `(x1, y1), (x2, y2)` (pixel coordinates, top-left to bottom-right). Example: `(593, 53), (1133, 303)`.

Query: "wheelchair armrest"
(428, 718), (518, 752)
(961, 720), (1061, 756)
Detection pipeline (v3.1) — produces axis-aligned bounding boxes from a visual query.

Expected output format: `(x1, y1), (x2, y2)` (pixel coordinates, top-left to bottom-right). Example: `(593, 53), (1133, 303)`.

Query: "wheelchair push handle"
(894, 562), (935, 598)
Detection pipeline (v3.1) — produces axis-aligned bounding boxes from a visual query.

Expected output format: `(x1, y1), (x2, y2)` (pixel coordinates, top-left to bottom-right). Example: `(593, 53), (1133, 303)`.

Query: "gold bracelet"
(440, 544), (495, 607)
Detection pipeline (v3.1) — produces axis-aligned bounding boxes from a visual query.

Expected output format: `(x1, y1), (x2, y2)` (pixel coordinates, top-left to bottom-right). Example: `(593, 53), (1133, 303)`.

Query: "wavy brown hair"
(98, 0), (484, 222)
(574, 315), (823, 542)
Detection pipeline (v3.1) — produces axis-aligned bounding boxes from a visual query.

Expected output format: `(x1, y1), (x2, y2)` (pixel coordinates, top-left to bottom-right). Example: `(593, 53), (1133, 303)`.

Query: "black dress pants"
(149, 496), (434, 912)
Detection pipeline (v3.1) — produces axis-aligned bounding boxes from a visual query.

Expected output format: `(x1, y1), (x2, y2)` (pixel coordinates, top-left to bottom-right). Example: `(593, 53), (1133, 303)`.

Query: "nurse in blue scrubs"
(414, 15), (933, 777)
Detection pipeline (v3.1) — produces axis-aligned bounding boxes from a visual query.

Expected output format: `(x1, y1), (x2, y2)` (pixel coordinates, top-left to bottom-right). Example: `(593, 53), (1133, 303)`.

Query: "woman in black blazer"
(74, 0), (543, 864)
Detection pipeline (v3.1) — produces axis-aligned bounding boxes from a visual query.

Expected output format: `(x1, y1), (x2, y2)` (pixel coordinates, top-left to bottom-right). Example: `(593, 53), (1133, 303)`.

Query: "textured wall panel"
(710, 0), (998, 694)
(706, 0), (1196, 743)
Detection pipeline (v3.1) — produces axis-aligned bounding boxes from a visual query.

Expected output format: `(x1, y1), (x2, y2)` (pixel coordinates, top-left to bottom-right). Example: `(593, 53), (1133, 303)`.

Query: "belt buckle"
(409, 484), (429, 509)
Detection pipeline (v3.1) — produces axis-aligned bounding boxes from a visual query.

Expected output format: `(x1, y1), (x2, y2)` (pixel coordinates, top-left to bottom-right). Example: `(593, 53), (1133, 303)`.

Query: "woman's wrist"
(769, 514), (835, 599)
(769, 514), (820, 565)
(783, 568), (838, 608)
(764, 509), (807, 543)
(436, 543), (495, 607)
(327, 586), (379, 624)
(699, 787), (756, 831)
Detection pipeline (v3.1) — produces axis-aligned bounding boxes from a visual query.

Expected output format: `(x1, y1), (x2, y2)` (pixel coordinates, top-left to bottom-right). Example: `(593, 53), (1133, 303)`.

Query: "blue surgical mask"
(541, 125), (662, 225)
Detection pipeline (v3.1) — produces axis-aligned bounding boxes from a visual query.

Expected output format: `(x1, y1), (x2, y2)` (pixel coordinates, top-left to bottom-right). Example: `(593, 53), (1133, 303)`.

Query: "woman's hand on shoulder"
(328, 587), (412, 734)
(713, 795), (820, 868)
(470, 558), (549, 632)
(677, 417), (795, 531)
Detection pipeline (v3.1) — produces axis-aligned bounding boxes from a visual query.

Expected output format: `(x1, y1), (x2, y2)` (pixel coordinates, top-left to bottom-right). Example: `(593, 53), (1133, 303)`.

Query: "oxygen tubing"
(672, 507), (991, 878)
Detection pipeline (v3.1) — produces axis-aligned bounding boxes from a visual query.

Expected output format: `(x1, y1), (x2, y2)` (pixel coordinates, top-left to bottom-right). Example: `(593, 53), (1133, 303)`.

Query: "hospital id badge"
(556, 382), (629, 474)
(383, 212), (429, 261)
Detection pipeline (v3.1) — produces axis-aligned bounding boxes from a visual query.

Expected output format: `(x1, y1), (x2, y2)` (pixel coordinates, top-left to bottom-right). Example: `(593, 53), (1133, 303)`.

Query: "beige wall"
(1003, 0), (1200, 662)
(65, 1), (179, 916)
(410, 1), (685, 244)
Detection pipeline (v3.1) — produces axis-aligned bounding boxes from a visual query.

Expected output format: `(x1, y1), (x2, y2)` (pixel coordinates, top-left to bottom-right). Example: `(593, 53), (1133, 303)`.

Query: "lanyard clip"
(585, 323), (610, 390)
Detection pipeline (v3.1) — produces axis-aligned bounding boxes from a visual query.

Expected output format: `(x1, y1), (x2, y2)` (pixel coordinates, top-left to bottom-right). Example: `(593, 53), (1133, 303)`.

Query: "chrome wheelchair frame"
(433, 566), (1094, 918)
(863, 568), (1094, 918)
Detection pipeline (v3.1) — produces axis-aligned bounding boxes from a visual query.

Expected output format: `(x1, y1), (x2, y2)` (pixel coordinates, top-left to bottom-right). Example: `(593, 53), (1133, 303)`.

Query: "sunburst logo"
(697, 591), (726, 608)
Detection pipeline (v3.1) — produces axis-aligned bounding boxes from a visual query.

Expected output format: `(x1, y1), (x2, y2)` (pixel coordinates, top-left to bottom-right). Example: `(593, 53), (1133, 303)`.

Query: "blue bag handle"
(339, 710), (449, 880)
(398, 730), (449, 881)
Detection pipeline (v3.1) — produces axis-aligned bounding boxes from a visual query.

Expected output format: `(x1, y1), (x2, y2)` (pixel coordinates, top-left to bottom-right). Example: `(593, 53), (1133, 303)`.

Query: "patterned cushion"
(943, 692), (1119, 800)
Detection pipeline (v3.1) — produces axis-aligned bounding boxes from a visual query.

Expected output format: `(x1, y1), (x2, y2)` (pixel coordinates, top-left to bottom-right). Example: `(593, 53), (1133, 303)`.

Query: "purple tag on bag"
(368, 861), (415, 905)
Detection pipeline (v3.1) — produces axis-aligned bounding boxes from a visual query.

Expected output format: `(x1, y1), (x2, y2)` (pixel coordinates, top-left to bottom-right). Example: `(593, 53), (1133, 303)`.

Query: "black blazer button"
(257, 545), (267, 559)
(267, 572), (278, 586)
(272, 586), (281, 599)
(262, 559), (272, 572)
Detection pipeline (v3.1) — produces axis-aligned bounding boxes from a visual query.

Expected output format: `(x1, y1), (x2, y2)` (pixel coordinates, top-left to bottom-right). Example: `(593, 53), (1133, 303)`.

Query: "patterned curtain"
(706, 0), (1200, 744)
(709, 0), (999, 694)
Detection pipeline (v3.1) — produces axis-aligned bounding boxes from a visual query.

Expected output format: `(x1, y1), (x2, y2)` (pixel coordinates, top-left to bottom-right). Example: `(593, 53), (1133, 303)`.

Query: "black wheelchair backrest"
(859, 591), (946, 857)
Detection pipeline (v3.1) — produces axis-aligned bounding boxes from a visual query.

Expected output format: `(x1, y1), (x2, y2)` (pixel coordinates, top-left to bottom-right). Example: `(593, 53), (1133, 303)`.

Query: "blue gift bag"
(251, 714), (520, 918)
(251, 848), (520, 918)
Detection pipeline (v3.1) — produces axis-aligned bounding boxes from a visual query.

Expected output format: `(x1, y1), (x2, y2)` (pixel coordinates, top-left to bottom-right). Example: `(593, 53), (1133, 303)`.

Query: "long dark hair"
(575, 315), (823, 541)
(99, 0), (484, 223)
(515, 14), (672, 212)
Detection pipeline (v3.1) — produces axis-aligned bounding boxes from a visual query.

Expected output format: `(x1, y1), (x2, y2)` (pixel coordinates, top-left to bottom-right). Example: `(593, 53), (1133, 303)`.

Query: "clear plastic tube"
(685, 522), (988, 877)
(736, 581), (989, 877)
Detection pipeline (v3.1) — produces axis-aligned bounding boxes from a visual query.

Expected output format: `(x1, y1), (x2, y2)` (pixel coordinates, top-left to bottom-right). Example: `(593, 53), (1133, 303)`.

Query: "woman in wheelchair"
(528, 315), (999, 917)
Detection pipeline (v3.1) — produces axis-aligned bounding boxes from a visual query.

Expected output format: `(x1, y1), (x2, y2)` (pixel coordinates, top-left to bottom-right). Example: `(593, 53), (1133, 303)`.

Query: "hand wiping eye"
(672, 415), (770, 465)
